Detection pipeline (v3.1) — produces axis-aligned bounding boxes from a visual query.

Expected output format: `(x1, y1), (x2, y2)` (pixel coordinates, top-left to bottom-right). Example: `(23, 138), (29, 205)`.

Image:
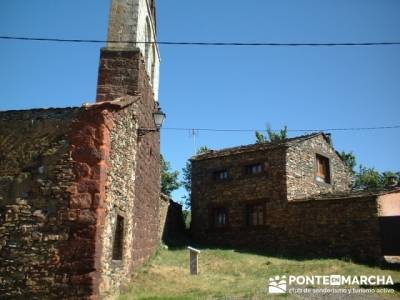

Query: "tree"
(255, 125), (288, 143)
(354, 166), (382, 189)
(381, 171), (400, 187)
(181, 146), (211, 209)
(339, 151), (357, 175)
(161, 155), (181, 196)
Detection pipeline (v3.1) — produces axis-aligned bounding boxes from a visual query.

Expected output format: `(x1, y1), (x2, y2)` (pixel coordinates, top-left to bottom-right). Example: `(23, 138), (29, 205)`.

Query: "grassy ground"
(119, 246), (400, 300)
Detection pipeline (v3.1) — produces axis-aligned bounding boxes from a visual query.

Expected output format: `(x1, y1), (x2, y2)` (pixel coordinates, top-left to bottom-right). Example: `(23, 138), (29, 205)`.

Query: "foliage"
(353, 166), (399, 190)
(353, 166), (382, 189)
(381, 171), (400, 187)
(181, 146), (211, 209)
(255, 125), (288, 143)
(161, 155), (181, 196)
(339, 151), (357, 175)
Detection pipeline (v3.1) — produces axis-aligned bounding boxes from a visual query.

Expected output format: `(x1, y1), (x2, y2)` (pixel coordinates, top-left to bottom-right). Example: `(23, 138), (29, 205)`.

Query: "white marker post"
(187, 246), (201, 275)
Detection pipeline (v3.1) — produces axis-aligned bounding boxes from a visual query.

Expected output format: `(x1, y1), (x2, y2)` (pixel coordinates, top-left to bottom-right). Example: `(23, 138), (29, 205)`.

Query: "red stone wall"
(0, 108), (110, 299)
(96, 48), (161, 267)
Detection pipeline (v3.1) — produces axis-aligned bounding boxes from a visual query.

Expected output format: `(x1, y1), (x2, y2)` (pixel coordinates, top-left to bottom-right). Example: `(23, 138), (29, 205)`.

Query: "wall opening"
(112, 215), (124, 260)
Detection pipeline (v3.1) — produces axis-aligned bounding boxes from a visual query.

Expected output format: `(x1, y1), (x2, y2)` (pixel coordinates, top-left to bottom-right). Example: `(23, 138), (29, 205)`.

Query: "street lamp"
(138, 106), (166, 137)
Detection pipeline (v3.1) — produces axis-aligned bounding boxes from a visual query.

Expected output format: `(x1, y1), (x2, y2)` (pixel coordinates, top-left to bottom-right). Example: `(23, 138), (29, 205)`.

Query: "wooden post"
(188, 246), (201, 275)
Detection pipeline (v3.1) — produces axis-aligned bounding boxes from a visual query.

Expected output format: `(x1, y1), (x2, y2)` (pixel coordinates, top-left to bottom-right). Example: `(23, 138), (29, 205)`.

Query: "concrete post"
(187, 246), (201, 275)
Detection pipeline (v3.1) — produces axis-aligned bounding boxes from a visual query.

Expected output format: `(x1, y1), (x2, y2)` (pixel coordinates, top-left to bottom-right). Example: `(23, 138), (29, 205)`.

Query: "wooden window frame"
(213, 169), (230, 182)
(246, 203), (265, 227)
(315, 154), (331, 184)
(209, 207), (229, 229)
(244, 163), (265, 176)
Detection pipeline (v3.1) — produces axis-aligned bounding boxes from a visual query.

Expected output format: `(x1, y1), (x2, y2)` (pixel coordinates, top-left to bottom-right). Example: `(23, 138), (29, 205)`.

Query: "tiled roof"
(192, 132), (329, 161)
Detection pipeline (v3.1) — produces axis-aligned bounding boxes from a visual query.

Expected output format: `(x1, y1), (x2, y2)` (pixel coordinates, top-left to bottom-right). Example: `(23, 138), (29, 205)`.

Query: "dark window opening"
(213, 170), (229, 181)
(112, 215), (124, 260)
(316, 154), (331, 184)
(212, 208), (228, 228)
(247, 204), (264, 226)
(245, 163), (264, 175)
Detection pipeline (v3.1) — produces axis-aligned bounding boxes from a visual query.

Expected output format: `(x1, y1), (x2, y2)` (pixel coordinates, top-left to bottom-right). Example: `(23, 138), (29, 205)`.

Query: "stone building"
(191, 133), (400, 260)
(0, 0), (164, 299)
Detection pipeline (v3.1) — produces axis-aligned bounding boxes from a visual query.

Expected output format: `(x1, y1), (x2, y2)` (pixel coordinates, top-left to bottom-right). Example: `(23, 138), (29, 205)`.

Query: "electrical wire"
(1, 35), (400, 47)
(162, 125), (400, 133)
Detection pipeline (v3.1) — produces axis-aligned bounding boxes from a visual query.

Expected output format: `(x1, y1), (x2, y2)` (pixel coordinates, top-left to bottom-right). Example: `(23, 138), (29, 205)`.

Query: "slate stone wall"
(199, 196), (382, 260)
(191, 147), (287, 240)
(286, 134), (352, 200)
(0, 108), (99, 299)
(191, 136), (380, 260)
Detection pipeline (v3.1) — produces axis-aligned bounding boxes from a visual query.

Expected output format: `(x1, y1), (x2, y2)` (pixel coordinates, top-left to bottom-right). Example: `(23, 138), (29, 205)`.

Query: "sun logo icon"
(268, 275), (287, 294)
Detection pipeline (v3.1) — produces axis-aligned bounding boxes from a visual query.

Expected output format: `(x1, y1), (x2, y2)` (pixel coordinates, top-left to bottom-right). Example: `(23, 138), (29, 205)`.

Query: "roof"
(292, 187), (400, 203)
(0, 95), (141, 119)
(82, 95), (141, 111)
(192, 132), (332, 161)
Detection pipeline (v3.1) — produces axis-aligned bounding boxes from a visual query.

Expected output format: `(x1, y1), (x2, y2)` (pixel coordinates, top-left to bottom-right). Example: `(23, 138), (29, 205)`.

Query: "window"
(213, 170), (229, 181)
(245, 163), (264, 175)
(212, 208), (228, 228)
(112, 215), (124, 260)
(247, 204), (264, 226)
(316, 154), (331, 184)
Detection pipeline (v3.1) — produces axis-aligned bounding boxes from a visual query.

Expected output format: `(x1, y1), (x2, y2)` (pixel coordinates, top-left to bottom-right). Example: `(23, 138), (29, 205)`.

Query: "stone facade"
(0, 95), (162, 299)
(286, 134), (352, 200)
(190, 133), (397, 260)
(0, 0), (164, 298)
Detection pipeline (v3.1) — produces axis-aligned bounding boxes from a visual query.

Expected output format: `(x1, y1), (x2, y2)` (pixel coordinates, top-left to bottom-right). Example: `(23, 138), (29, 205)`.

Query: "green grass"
(119, 246), (400, 300)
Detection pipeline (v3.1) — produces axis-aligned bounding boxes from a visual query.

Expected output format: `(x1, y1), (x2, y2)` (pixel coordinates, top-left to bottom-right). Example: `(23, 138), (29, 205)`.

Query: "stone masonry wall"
(201, 196), (382, 260)
(96, 48), (161, 269)
(98, 103), (138, 298)
(0, 103), (138, 299)
(191, 135), (380, 260)
(191, 147), (287, 240)
(0, 108), (99, 299)
(286, 135), (352, 200)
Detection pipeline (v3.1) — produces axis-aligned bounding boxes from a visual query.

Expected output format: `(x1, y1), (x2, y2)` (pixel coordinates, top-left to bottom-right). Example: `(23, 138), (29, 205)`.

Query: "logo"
(266, 274), (394, 295)
(268, 275), (287, 294)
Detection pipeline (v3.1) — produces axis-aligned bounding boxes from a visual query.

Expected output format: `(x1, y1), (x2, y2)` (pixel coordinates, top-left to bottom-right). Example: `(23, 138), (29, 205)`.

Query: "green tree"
(339, 151), (357, 175)
(161, 155), (181, 196)
(181, 146), (211, 209)
(255, 125), (288, 143)
(354, 165), (382, 190)
(381, 171), (399, 187)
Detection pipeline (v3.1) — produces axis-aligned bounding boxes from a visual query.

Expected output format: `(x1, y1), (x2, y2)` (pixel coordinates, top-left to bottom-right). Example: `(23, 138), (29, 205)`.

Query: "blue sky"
(1, 0), (399, 202)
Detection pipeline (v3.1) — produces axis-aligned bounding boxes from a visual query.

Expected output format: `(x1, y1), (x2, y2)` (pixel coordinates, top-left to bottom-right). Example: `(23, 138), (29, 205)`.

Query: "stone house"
(191, 133), (400, 260)
(0, 0), (165, 299)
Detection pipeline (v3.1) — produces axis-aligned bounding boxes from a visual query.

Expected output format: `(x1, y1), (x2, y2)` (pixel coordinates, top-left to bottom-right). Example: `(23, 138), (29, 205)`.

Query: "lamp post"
(138, 106), (166, 137)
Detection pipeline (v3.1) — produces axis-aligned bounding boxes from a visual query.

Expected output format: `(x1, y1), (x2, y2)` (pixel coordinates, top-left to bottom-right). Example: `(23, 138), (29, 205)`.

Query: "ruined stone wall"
(191, 148), (287, 241)
(286, 135), (352, 200)
(0, 108), (97, 299)
(201, 196), (382, 260)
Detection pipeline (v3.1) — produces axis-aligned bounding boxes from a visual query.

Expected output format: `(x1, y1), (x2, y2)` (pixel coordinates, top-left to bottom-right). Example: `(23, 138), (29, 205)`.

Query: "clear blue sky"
(1, 0), (399, 202)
